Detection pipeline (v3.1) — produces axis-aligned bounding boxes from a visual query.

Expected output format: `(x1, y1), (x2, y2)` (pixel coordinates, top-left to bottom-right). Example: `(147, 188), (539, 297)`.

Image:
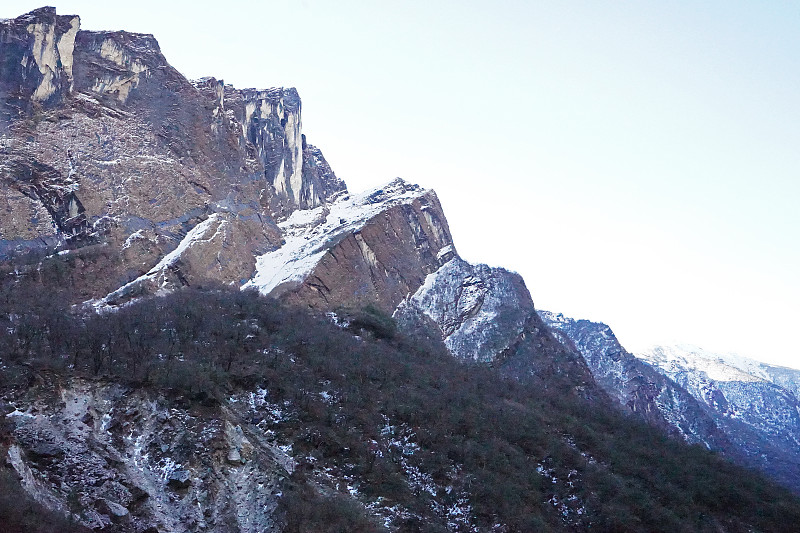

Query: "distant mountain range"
(540, 311), (800, 492)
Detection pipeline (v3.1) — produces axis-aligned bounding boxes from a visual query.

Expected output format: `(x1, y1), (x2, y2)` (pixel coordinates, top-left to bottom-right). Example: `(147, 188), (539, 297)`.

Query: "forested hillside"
(1, 253), (799, 532)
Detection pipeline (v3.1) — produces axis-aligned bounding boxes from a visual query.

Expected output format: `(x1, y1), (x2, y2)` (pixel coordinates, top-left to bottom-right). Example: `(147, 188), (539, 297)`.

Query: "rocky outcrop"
(0, 7), (80, 119)
(100, 211), (282, 306)
(237, 88), (304, 217)
(301, 137), (347, 209)
(399, 258), (533, 363)
(245, 178), (454, 313)
(3, 376), (288, 532)
(396, 258), (598, 392)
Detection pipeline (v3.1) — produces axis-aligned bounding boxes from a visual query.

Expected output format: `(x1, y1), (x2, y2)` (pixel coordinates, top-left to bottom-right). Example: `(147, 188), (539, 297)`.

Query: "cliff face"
(0, 7), (344, 301)
(0, 7), (80, 116)
(245, 178), (455, 314)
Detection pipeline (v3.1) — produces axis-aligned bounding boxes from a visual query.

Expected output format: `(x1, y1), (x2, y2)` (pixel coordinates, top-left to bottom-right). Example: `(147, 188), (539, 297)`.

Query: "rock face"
(4, 376), (287, 533)
(0, 7), (344, 300)
(5, 6), (800, 526)
(397, 258), (598, 391)
(0, 7), (595, 391)
(539, 310), (800, 493)
(245, 178), (455, 313)
(0, 7), (80, 117)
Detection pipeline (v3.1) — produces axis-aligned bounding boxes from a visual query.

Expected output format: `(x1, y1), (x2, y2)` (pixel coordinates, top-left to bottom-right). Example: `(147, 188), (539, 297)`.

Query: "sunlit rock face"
(0, 7), (80, 118)
(239, 88), (305, 217)
(0, 7), (343, 301)
(245, 178), (454, 313)
(229, 87), (347, 218)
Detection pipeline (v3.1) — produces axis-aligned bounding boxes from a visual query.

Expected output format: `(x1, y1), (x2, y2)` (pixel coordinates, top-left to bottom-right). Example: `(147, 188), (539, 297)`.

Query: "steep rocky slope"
(3, 288), (800, 533)
(397, 259), (597, 392)
(3, 376), (287, 532)
(538, 311), (729, 446)
(0, 7), (344, 301)
(539, 311), (800, 493)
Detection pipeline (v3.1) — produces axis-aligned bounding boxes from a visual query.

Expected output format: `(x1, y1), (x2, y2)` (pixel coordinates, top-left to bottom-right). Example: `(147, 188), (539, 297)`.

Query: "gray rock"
(397, 257), (598, 392)
(97, 498), (129, 519)
(166, 469), (191, 490)
(226, 448), (244, 465)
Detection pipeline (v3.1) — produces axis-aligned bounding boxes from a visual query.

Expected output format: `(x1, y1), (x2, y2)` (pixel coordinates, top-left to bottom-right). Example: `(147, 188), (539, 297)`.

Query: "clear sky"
(5, 1), (800, 369)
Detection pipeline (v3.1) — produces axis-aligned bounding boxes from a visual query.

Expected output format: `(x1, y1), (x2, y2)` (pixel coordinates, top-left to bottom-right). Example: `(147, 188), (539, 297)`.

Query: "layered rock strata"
(244, 178), (454, 313)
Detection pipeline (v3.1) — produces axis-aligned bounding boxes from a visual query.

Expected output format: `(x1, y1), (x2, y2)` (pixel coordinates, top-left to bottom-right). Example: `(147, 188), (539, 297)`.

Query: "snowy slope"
(636, 344), (800, 491)
(244, 178), (429, 296)
(638, 345), (800, 447)
(538, 311), (728, 449)
(540, 312), (800, 493)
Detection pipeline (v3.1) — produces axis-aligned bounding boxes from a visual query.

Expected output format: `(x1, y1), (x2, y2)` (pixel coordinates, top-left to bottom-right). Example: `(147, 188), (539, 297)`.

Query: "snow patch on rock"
(402, 257), (533, 363)
(244, 178), (429, 296)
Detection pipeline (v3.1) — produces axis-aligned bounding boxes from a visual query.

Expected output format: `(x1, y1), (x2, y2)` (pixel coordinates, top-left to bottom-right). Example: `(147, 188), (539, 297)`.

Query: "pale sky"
(5, 1), (800, 369)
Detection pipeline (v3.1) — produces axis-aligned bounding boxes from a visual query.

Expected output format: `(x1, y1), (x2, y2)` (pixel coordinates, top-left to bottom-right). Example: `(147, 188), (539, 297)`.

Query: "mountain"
(0, 6), (343, 302)
(0, 6), (592, 390)
(638, 345), (800, 491)
(2, 7), (800, 532)
(539, 310), (800, 493)
(538, 311), (730, 447)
